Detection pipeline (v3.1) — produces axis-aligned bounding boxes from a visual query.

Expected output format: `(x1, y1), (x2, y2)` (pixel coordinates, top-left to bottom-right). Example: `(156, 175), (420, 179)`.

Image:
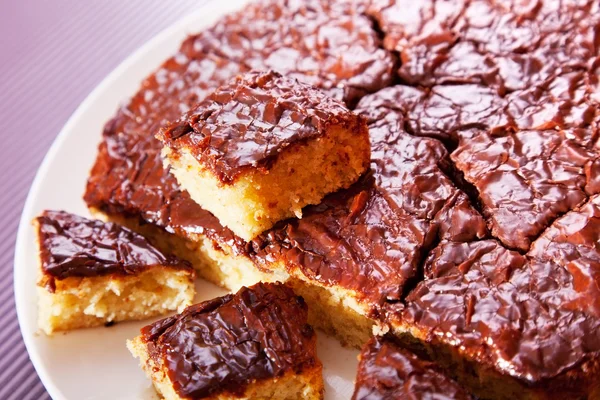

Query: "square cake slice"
(35, 210), (195, 335)
(353, 336), (473, 400)
(156, 70), (371, 241)
(128, 282), (323, 400)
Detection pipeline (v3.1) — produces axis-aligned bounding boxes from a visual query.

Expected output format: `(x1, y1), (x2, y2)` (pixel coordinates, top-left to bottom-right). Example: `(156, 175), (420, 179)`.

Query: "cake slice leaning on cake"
(128, 282), (324, 400)
(35, 210), (195, 334)
(156, 70), (371, 241)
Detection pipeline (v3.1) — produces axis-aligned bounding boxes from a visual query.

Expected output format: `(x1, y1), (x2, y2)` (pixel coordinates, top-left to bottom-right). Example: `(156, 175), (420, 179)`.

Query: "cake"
(352, 335), (472, 400)
(83, 0), (393, 290)
(82, 0), (600, 398)
(157, 70), (371, 241)
(82, 49), (277, 290)
(35, 210), (195, 335)
(127, 282), (323, 400)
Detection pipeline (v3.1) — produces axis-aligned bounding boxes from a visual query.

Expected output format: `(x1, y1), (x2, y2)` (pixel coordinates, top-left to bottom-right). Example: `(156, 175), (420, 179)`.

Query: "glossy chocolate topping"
(157, 70), (365, 183)
(188, 0), (395, 106)
(364, 74), (599, 251)
(35, 210), (191, 290)
(367, 72), (598, 146)
(453, 127), (597, 251)
(140, 282), (319, 399)
(369, 0), (600, 91)
(352, 336), (472, 400)
(403, 195), (600, 384)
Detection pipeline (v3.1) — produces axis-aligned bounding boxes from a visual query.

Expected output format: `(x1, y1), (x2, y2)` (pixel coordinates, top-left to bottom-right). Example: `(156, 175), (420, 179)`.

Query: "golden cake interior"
(164, 124), (370, 241)
(38, 268), (194, 335)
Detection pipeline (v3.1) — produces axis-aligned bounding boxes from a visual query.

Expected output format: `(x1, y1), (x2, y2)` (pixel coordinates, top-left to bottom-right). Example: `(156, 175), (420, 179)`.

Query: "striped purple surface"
(1, 1), (210, 398)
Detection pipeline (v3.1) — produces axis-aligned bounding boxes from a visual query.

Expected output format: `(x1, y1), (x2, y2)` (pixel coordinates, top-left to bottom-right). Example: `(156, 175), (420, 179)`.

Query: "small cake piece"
(35, 210), (195, 335)
(353, 336), (473, 400)
(128, 282), (323, 400)
(157, 70), (371, 241)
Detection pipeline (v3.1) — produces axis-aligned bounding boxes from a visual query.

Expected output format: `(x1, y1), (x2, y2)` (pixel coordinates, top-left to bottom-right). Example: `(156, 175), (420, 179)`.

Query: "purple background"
(1, 1), (210, 398)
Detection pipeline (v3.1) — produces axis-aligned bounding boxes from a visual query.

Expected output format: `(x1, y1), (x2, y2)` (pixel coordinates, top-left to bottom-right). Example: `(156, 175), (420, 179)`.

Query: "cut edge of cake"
(34, 212), (196, 335)
(162, 122), (370, 241)
(95, 208), (374, 348)
(90, 208), (289, 291)
(38, 268), (194, 335)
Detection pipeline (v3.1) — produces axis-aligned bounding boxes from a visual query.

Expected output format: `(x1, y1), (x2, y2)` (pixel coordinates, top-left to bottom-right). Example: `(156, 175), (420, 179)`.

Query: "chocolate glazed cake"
(128, 282), (323, 399)
(84, 0), (600, 398)
(35, 210), (195, 334)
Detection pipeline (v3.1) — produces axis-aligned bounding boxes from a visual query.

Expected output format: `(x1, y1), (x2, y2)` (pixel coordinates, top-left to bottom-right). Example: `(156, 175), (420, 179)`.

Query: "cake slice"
(127, 282), (323, 400)
(156, 70), (371, 241)
(35, 210), (195, 335)
(353, 336), (473, 400)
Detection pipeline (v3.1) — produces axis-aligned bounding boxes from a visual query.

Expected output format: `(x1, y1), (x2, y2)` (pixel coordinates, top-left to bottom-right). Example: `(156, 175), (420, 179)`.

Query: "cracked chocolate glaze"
(352, 336), (472, 400)
(157, 70), (367, 184)
(364, 72), (600, 251)
(403, 195), (600, 388)
(452, 127), (598, 251)
(187, 0), (395, 106)
(35, 211), (191, 291)
(140, 282), (319, 399)
(365, 72), (598, 145)
(369, 0), (600, 91)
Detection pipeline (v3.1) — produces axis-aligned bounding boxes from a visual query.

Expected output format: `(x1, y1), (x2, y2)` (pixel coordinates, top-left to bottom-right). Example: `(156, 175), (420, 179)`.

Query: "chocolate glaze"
(587, 157), (600, 194)
(403, 195), (600, 386)
(157, 70), (366, 183)
(140, 282), (319, 399)
(369, 72), (598, 146)
(369, 0), (600, 92)
(352, 335), (472, 400)
(187, 0), (396, 106)
(35, 210), (191, 291)
(453, 127), (597, 251)
(364, 74), (599, 251)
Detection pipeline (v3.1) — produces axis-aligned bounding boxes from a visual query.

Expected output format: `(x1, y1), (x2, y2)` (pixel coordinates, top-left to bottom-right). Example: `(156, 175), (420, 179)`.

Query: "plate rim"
(13, 2), (249, 398)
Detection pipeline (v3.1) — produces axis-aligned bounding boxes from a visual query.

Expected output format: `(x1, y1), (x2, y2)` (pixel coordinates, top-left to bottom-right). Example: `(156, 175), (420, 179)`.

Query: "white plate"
(13, 1), (359, 399)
